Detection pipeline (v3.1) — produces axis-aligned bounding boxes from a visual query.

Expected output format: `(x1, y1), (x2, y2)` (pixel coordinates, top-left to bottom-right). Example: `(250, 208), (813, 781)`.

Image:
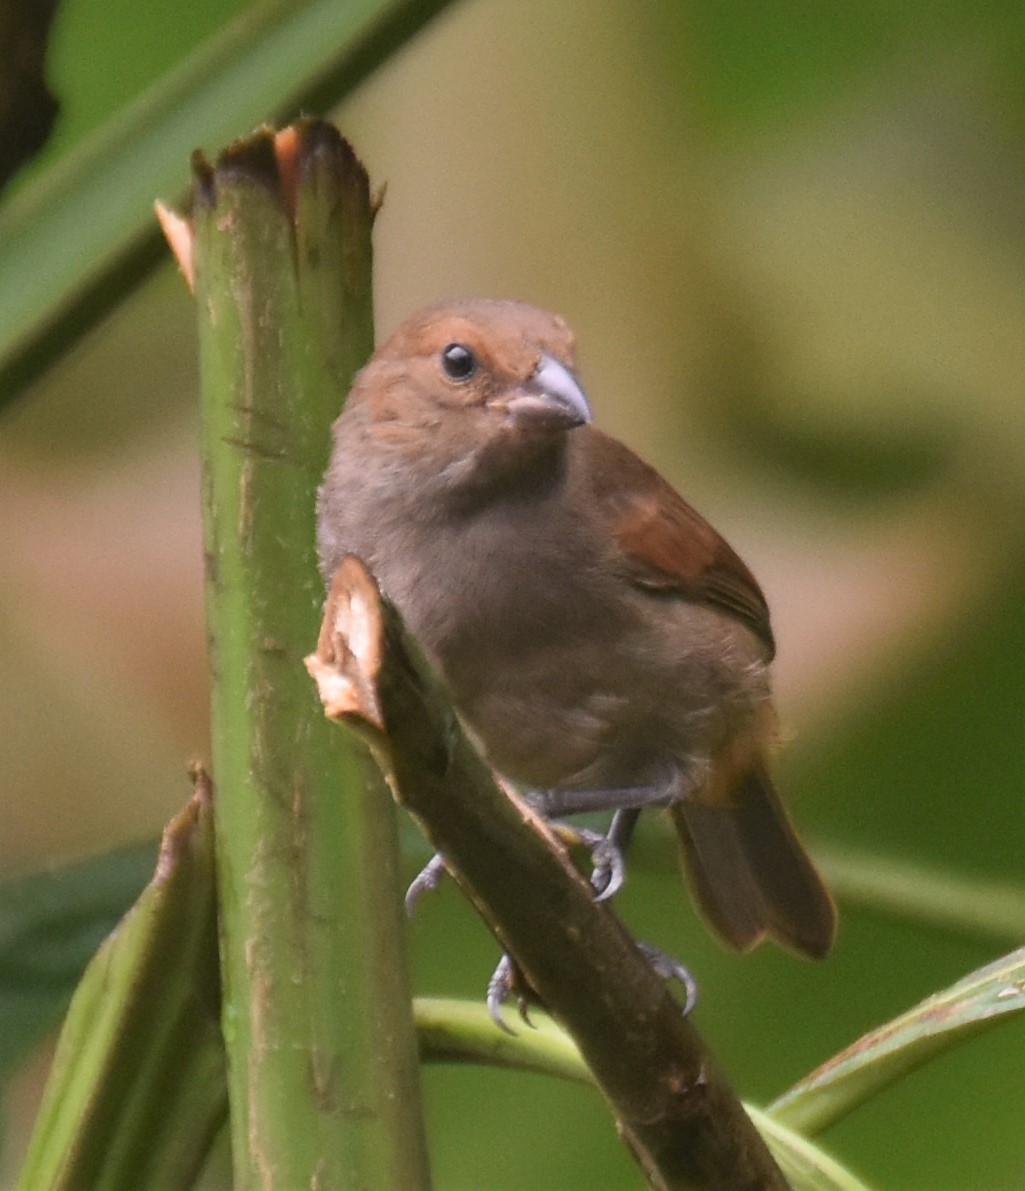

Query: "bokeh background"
(4, 1), (1025, 1186)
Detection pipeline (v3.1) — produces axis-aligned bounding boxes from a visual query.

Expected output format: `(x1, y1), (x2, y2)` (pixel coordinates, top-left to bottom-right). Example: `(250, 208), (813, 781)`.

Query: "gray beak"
(504, 353), (592, 430)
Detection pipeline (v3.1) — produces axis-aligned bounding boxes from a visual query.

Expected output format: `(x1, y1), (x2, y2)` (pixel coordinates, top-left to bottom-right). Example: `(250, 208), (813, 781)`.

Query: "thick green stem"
(193, 122), (429, 1189)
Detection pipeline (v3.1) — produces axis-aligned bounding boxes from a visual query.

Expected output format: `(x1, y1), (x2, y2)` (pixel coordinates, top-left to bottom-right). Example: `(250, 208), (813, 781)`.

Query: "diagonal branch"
(307, 555), (789, 1191)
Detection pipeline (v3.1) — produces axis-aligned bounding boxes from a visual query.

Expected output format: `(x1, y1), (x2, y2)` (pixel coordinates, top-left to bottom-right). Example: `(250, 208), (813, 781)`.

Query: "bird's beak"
(502, 353), (593, 430)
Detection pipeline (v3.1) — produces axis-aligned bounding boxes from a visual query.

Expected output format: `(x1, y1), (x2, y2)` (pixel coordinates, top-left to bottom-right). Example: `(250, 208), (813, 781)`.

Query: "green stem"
(415, 1003), (869, 1189)
(193, 122), (429, 1189)
(415, 998), (593, 1086)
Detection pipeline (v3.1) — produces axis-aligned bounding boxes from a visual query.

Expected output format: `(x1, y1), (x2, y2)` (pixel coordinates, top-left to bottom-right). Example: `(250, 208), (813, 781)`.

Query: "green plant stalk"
(192, 123), (429, 1188)
(414, 998), (594, 1086)
(0, 0), (458, 402)
(16, 783), (225, 1191)
(415, 1001), (868, 1191)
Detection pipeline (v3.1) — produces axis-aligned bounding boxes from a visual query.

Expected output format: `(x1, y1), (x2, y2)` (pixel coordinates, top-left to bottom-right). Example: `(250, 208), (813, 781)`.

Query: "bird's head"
(346, 299), (592, 501)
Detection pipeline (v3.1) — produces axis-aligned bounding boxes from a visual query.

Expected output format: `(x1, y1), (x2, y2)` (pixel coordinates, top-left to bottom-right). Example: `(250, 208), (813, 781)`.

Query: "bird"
(317, 298), (837, 977)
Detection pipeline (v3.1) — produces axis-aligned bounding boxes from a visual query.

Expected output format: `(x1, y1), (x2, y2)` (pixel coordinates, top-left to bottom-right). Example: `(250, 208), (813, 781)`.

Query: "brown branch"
(307, 556), (789, 1191)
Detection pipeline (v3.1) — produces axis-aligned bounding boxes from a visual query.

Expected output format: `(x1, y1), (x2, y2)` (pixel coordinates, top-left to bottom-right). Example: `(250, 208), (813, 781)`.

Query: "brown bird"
(317, 298), (836, 970)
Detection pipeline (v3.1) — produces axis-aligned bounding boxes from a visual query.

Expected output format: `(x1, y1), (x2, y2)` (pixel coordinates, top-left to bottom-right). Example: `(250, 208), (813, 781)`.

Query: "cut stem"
(191, 121), (430, 1190)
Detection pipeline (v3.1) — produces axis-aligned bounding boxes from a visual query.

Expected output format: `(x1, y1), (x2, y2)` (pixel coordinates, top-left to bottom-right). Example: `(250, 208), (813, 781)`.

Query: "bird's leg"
(408, 781), (674, 912)
(526, 780), (673, 900)
(409, 779), (699, 1027)
(523, 782), (699, 1015)
(528, 781), (674, 817)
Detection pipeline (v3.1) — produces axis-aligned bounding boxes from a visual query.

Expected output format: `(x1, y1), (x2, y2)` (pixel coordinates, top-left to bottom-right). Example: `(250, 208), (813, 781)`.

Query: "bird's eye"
(441, 342), (477, 382)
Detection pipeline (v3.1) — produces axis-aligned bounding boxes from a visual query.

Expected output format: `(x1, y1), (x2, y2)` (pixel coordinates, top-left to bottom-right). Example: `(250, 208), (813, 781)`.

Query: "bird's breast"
(319, 448), (770, 793)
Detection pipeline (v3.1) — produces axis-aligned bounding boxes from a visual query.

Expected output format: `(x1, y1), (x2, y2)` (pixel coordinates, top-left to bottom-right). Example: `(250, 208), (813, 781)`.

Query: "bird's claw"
(486, 953), (536, 1034)
(486, 939), (696, 1036)
(637, 939), (699, 1015)
(550, 824), (627, 901)
(586, 832), (627, 901)
(404, 853), (448, 916)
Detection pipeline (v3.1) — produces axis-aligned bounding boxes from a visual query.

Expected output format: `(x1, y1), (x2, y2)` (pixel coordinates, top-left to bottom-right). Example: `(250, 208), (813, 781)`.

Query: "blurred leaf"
(766, 558), (1025, 1187)
(29, 0), (246, 171)
(16, 784), (223, 1191)
(816, 841), (1025, 945)
(768, 946), (1025, 1137)
(0, 841), (155, 1080)
(0, 0), (456, 402)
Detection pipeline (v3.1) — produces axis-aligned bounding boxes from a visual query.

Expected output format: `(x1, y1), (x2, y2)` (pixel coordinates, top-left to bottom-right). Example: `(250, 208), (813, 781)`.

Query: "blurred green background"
(4, 1), (1025, 1187)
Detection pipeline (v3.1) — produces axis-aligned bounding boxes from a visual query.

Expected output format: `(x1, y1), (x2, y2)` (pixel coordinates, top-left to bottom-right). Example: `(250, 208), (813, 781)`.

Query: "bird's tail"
(669, 764), (836, 958)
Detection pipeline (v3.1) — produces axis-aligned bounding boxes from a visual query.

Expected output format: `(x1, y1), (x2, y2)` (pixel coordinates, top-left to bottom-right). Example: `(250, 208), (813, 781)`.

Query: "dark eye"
(441, 342), (477, 381)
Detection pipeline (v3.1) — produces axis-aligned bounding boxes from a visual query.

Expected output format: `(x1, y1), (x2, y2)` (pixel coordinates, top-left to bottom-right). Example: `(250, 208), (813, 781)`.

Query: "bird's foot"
(637, 939), (698, 1015)
(404, 852), (448, 916)
(486, 953), (539, 1034)
(549, 822), (627, 901)
(485, 940), (696, 1035)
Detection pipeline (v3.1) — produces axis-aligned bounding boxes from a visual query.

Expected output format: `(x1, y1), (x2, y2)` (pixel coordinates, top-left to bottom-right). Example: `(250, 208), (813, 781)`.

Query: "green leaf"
(768, 946), (1025, 1136)
(747, 1107), (874, 1191)
(0, 0), (457, 402)
(0, 842), (155, 1081)
(16, 783), (224, 1191)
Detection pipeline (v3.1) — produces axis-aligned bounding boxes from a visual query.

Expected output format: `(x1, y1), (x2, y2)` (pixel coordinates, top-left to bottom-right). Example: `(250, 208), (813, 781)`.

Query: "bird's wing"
(582, 429), (775, 657)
